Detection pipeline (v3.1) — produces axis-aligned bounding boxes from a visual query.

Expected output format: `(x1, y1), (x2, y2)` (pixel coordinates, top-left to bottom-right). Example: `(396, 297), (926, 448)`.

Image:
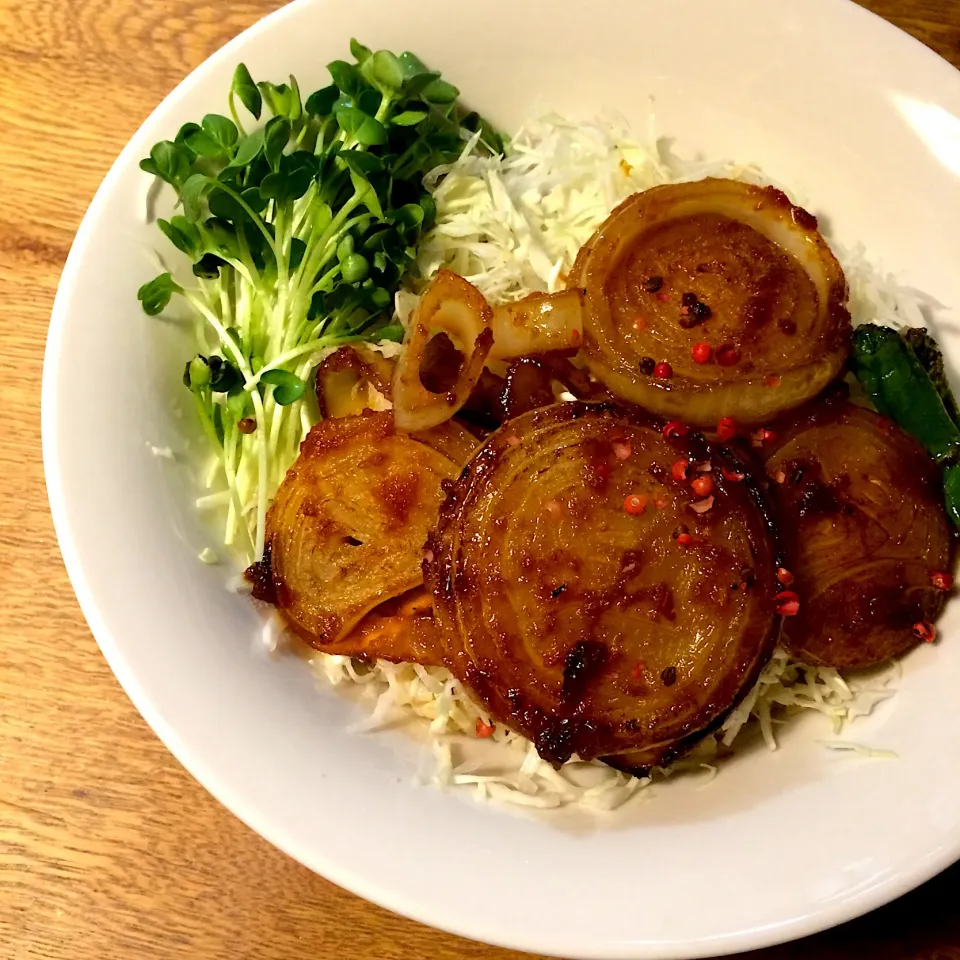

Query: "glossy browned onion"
(315, 344), (395, 418)
(427, 402), (780, 770)
(488, 289), (585, 360)
(568, 178), (851, 426)
(764, 395), (952, 668)
(316, 587), (444, 666)
(393, 269), (494, 431)
(259, 412), (459, 647)
(412, 420), (481, 466)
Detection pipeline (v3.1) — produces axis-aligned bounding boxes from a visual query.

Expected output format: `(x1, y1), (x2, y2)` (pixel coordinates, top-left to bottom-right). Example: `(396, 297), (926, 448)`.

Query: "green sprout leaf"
(338, 149), (384, 176)
(226, 389), (252, 422)
(349, 170), (383, 218)
(232, 63), (262, 119)
(335, 106), (387, 146)
(185, 127), (227, 159)
(207, 184), (250, 222)
(392, 203), (425, 231)
(260, 151), (316, 204)
(260, 369), (306, 405)
(181, 173), (212, 221)
(224, 127), (265, 173)
(138, 273), (182, 316)
(390, 110), (428, 127)
(175, 121), (202, 146)
(369, 50), (404, 92)
(421, 77), (459, 103)
(157, 216), (201, 257)
(258, 81), (302, 122)
(350, 38), (372, 63)
(263, 116), (291, 170)
(202, 114), (239, 149)
(327, 60), (365, 98)
(305, 84), (338, 117)
(397, 51), (429, 76)
(202, 218), (241, 259)
(336, 234), (355, 262)
(143, 141), (191, 188)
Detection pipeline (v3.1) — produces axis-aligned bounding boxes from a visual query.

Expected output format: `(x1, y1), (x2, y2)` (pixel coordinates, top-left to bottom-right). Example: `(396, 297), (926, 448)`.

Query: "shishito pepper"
(851, 323), (960, 527)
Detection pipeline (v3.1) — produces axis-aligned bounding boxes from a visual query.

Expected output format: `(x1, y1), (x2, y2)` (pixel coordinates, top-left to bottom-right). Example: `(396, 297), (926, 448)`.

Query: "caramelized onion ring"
(764, 396), (951, 667)
(427, 402), (779, 770)
(489, 289), (585, 360)
(568, 178), (851, 426)
(393, 269), (494, 431)
(262, 412), (458, 647)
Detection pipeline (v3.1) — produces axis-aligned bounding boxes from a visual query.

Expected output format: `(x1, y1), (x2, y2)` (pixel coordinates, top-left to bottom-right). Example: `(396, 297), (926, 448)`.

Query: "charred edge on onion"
(245, 541), (276, 604)
(714, 443), (786, 574)
(561, 640), (609, 702)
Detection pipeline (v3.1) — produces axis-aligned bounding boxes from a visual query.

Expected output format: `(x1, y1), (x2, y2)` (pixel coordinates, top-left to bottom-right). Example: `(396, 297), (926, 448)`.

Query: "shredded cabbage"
(298, 112), (916, 811)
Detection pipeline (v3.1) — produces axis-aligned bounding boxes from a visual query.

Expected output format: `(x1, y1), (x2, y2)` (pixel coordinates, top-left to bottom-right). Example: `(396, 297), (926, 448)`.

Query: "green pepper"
(852, 323), (960, 529)
(851, 324), (960, 463)
(944, 464), (960, 529)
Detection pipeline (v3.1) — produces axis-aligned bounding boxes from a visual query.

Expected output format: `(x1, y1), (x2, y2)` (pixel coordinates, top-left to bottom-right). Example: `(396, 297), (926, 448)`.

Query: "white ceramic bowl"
(43, 1), (960, 957)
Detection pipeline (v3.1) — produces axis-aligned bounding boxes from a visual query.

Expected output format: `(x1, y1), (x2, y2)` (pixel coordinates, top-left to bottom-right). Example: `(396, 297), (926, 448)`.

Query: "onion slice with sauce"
(488, 289), (585, 360)
(426, 402), (780, 771)
(568, 178), (851, 426)
(251, 412), (459, 648)
(392, 269), (494, 431)
(315, 344), (395, 418)
(764, 393), (951, 667)
(314, 587), (444, 666)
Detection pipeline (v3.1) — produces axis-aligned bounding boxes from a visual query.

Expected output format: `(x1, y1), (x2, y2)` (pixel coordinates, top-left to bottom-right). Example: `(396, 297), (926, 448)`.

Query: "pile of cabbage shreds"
(312, 114), (912, 810)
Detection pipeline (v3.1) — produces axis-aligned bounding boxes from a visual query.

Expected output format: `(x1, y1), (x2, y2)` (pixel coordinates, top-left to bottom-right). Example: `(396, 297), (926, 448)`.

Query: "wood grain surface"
(1, 1), (958, 958)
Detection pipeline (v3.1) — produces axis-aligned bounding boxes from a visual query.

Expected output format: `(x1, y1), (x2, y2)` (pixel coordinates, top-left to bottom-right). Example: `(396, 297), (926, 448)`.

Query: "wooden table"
(2, 1), (958, 957)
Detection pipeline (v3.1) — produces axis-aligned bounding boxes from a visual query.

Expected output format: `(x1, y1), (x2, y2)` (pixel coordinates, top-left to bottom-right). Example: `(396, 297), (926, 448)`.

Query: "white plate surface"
(42, 1), (960, 957)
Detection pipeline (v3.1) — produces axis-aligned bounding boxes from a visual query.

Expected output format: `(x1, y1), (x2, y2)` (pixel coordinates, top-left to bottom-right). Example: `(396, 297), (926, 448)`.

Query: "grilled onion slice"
(393, 269), (494, 431)
(427, 402), (779, 770)
(318, 587), (444, 666)
(489, 289), (585, 360)
(257, 412), (459, 647)
(764, 395), (951, 668)
(315, 344), (395, 418)
(412, 420), (481, 466)
(568, 178), (851, 426)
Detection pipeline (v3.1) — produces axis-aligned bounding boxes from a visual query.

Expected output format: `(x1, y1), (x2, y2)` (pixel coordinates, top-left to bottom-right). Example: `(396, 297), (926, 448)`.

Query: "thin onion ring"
(392, 269), (494, 431)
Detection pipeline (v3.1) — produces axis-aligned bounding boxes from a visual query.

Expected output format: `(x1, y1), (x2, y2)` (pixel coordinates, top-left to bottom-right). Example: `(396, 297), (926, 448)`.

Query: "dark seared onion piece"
(460, 355), (610, 429)
(259, 412), (458, 648)
(426, 402), (779, 770)
(764, 398), (952, 668)
(568, 178), (851, 426)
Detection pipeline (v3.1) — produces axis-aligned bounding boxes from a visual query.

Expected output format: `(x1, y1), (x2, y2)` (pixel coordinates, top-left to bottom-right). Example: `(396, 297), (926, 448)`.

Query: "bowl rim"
(41, 0), (960, 956)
